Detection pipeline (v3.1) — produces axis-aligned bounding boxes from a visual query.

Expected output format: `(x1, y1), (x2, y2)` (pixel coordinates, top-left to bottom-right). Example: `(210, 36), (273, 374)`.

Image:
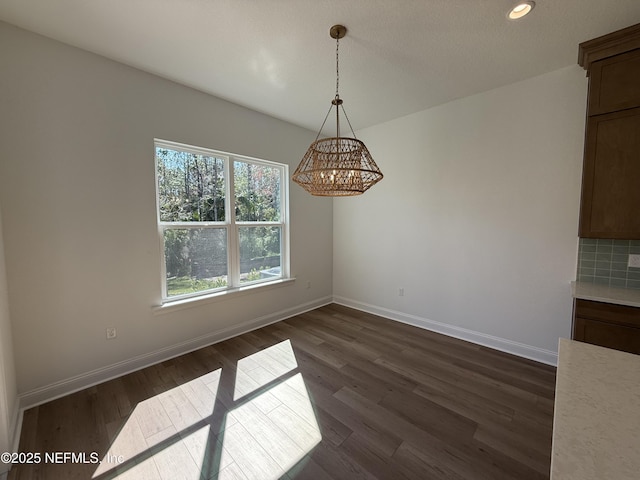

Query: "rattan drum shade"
(292, 25), (383, 197)
(292, 137), (382, 196)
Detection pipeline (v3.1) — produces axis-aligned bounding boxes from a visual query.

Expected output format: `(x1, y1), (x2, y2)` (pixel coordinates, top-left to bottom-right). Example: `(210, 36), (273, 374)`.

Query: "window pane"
(156, 147), (226, 222)
(234, 161), (281, 222)
(239, 226), (281, 284)
(164, 228), (228, 297)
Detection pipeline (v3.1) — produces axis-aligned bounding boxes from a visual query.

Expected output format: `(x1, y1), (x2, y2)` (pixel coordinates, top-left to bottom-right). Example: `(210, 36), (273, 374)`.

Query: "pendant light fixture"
(292, 25), (383, 196)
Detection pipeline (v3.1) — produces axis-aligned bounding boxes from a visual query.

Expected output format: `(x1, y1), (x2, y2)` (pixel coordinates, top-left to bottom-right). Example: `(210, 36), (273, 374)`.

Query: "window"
(155, 139), (288, 302)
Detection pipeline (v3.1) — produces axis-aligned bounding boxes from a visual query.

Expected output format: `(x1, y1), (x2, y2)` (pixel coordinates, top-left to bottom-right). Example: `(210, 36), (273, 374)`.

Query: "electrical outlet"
(629, 254), (640, 268)
(399, 288), (404, 297)
(306, 281), (311, 289)
(106, 327), (117, 340)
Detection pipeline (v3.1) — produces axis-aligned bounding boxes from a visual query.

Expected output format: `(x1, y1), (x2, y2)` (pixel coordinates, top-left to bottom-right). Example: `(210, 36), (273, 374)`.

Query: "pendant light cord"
(312, 27), (358, 142)
(335, 34), (341, 140)
(335, 34), (358, 139)
(335, 35), (340, 99)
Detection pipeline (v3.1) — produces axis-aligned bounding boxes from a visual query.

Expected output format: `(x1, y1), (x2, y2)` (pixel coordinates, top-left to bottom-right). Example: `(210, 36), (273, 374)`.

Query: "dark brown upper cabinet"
(587, 49), (640, 115)
(578, 24), (640, 239)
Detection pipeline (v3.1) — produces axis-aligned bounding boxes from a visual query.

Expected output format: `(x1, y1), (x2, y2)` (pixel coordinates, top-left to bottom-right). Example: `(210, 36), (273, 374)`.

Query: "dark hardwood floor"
(9, 304), (556, 480)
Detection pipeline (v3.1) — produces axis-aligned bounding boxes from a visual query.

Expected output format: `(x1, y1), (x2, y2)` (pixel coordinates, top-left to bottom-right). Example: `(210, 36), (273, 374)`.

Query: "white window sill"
(152, 277), (296, 316)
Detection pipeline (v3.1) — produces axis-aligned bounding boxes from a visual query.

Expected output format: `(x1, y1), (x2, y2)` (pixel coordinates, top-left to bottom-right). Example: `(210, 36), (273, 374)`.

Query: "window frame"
(155, 139), (290, 304)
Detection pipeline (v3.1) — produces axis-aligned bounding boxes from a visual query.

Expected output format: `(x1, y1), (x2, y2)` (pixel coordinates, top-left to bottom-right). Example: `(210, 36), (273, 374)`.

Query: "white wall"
(0, 22), (333, 402)
(0, 208), (18, 475)
(0, 17), (587, 409)
(334, 65), (587, 363)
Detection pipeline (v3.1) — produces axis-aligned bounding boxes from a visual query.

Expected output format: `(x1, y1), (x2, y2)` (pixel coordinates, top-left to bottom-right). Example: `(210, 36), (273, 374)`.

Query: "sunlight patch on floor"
(93, 340), (321, 480)
(234, 339), (298, 401)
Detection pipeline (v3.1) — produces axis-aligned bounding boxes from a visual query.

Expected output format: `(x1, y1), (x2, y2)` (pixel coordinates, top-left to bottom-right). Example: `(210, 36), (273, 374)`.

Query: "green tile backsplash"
(578, 239), (640, 289)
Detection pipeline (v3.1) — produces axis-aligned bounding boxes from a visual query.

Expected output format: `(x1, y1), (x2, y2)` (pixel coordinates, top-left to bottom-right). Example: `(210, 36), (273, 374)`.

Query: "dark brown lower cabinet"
(573, 299), (640, 354)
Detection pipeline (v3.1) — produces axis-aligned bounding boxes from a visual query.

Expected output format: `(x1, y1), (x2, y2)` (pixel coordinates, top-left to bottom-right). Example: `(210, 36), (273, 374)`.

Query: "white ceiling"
(1, 1), (640, 133)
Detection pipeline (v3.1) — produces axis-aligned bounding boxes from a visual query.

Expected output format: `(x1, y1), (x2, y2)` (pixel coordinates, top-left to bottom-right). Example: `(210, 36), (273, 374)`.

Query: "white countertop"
(551, 338), (640, 480)
(571, 281), (640, 308)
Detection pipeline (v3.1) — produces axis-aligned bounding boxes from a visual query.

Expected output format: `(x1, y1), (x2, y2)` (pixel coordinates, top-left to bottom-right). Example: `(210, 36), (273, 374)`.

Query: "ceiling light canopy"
(292, 25), (383, 197)
(508, 1), (535, 20)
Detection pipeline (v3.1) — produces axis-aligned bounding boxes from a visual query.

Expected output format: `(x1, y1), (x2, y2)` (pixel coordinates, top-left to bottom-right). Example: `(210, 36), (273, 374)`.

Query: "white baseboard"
(0, 405), (22, 476)
(18, 296), (332, 410)
(15, 293), (555, 455)
(10, 404), (21, 453)
(333, 296), (558, 366)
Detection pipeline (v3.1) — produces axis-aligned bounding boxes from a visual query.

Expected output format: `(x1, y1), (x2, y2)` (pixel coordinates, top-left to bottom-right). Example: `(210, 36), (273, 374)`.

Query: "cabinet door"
(574, 317), (640, 355)
(579, 107), (640, 238)
(588, 49), (640, 115)
(573, 300), (640, 354)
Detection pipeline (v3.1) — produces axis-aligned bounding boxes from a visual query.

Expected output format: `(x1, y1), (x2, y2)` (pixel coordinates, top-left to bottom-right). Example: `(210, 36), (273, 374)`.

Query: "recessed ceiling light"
(508, 1), (535, 20)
